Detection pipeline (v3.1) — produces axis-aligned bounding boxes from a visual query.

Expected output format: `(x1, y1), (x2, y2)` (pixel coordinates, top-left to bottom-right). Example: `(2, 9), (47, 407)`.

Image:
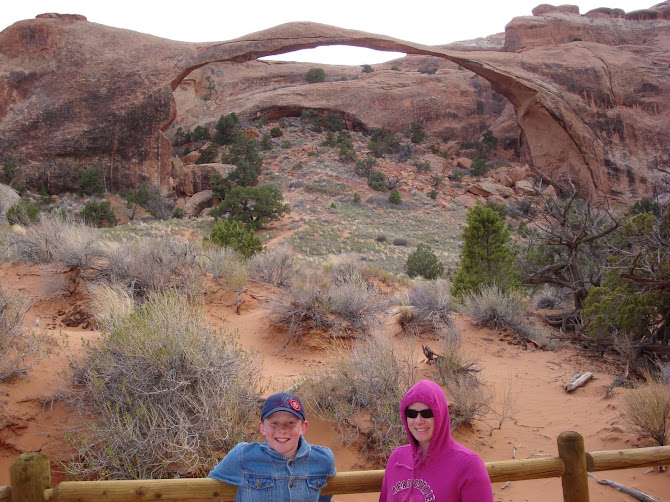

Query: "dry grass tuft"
(270, 269), (385, 343)
(66, 291), (263, 479)
(398, 280), (454, 336)
(247, 245), (297, 288)
(0, 288), (48, 382)
(85, 281), (135, 331)
(622, 383), (670, 446)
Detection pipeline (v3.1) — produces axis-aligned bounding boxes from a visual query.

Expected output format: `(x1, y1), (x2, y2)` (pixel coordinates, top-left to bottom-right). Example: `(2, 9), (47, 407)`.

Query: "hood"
(400, 379), (452, 458)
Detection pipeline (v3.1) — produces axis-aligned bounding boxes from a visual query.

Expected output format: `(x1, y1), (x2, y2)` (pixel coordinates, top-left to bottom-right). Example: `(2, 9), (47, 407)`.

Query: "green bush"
(409, 121), (425, 144)
(448, 169), (465, 182)
(81, 201), (117, 227)
(305, 67), (326, 83)
(6, 200), (41, 225)
(368, 170), (389, 192)
(270, 127), (283, 138)
(362, 64), (374, 73)
(391, 66), (401, 71)
(355, 155), (377, 178)
(470, 158), (490, 176)
(259, 134), (272, 151)
(208, 220), (262, 258)
(353, 192), (361, 204)
(214, 113), (239, 145)
(172, 207), (187, 219)
(77, 167), (106, 197)
(192, 125), (210, 141)
(195, 145), (219, 164)
(428, 189), (438, 200)
(368, 129), (401, 158)
(418, 66), (438, 74)
(405, 243), (444, 280)
(389, 189), (402, 205)
(415, 160), (431, 172)
(211, 185), (290, 230)
(452, 204), (519, 298)
(630, 197), (661, 216)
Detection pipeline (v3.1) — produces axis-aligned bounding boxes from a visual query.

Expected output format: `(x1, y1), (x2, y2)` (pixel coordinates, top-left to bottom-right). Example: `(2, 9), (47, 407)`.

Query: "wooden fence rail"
(2, 432), (669, 502)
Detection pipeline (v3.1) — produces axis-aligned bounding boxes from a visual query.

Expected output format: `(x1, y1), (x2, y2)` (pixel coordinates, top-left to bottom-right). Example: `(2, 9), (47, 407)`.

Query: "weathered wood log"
(564, 372), (593, 392)
(9, 452), (50, 502)
(587, 473), (661, 502)
(558, 431), (590, 502)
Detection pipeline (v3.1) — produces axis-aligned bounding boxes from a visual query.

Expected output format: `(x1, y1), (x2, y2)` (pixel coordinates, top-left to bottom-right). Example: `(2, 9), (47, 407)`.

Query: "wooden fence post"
(557, 431), (590, 502)
(9, 452), (50, 502)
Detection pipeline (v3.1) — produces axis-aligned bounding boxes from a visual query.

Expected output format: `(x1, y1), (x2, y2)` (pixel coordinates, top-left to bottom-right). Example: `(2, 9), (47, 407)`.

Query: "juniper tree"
(452, 204), (519, 298)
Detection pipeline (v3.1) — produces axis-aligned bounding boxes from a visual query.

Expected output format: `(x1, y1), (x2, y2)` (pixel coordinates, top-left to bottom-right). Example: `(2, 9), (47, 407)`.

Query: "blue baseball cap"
(261, 393), (305, 421)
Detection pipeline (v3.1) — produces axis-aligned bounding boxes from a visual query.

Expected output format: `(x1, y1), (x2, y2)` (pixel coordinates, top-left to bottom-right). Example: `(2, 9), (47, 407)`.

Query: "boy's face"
(259, 411), (307, 458)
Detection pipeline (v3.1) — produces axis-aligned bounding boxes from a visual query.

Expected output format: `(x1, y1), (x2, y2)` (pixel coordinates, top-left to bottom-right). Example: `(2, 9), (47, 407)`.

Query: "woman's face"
(405, 401), (435, 450)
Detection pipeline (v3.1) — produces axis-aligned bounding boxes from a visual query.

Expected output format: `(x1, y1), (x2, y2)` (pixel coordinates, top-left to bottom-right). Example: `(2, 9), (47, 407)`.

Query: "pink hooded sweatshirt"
(379, 380), (493, 502)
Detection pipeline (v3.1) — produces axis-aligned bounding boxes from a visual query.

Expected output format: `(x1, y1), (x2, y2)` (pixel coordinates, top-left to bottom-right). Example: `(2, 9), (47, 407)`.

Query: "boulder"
(0, 184), (20, 224)
(184, 190), (214, 217)
(509, 166), (530, 183)
(542, 185), (558, 199)
(421, 154), (448, 173)
(492, 172), (514, 187)
(467, 182), (514, 198)
(515, 180), (537, 196)
(456, 157), (473, 170)
(453, 194), (479, 208)
(174, 162), (235, 197)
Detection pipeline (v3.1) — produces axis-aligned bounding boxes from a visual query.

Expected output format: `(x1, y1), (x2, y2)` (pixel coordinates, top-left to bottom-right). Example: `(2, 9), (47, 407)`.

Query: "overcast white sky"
(2, 0), (650, 64)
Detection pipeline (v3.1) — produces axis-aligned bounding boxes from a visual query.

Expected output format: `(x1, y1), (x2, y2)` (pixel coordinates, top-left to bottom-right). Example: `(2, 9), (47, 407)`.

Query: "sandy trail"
(1, 263), (668, 501)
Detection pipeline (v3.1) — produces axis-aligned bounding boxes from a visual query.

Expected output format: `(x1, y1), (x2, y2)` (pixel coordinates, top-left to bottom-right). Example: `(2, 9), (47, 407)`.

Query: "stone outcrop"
(1, 6), (669, 202)
(0, 183), (20, 224)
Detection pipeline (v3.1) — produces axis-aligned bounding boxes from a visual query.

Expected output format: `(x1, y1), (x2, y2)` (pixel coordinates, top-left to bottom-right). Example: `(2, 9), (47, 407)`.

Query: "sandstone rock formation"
(0, 183), (20, 224)
(1, 5), (669, 202)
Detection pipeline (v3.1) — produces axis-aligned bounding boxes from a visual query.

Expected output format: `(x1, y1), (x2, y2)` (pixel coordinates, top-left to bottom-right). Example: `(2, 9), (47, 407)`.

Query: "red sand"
(1, 262), (668, 501)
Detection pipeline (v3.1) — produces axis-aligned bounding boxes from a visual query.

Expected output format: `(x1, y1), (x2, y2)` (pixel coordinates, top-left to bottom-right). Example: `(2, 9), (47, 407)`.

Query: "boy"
(208, 392), (336, 502)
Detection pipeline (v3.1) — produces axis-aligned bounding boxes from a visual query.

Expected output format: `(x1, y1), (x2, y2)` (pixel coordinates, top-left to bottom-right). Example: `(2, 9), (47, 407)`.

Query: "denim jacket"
(208, 436), (336, 502)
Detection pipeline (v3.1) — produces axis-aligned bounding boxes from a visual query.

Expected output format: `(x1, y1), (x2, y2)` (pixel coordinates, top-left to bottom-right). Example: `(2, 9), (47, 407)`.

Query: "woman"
(379, 379), (493, 501)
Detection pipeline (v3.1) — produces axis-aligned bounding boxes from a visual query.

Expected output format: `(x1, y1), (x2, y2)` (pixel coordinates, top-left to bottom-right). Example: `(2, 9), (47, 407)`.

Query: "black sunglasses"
(405, 408), (434, 419)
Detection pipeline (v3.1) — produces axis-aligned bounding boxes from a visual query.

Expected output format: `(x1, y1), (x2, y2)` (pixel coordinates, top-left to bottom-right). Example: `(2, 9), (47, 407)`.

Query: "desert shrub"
(0, 288), (47, 382)
(281, 140), (292, 149)
(259, 134), (272, 151)
(302, 335), (418, 464)
(462, 284), (527, 335)
(368, 129), (401, 158)
(208, 219), (262, 258)
(470, 158), (490, 176)
(85, 281), (135, 332)
(622, 383), (670, 445)
(327, 253), (366, 285)
(77, 167), (106, 197)
(103, 236), (200, 298)
(415, 160), (431, 173)
(214, 113), (240, 145)
(362, 64), (374, 73)
(270, 127), (283, 138)
(247, 245), (297, 288)
(391, 66), (400, 71)
(399, 280), (454, 335)
(191, 125), (210, 141)
(428, 189), (438, 200)
(305, 67), (326, 83)
(448, 169), (465, 182)
(432, 333), (489, 429)
(81, 201), (117, 227)
(195, 145), (219, 164)
(630, 197), (661, 216)
(195, 243), (247, 291)
(485, 200), (507, 219)
(6, 200), (40, 225)
(368, 170), (389, 192)
(418, 66), (438, 74)
(66, 291), (262, 479)
(388, 189), (402, 205)
(211, 185), (289, 230)
(5, 214), (103, 270)
(405, 243), (444, 280)
(270, 270), (382, 342)
(393, 238), (409, 247)
(353, 192), (361, 203)
(172, 207), (187, 219)
(409, 121), (425, 144)
(355, 155), (377, 178)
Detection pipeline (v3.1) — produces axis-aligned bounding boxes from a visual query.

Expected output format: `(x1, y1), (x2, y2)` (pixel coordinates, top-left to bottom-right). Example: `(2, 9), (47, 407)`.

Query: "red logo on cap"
(289, 398), (302, 412)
